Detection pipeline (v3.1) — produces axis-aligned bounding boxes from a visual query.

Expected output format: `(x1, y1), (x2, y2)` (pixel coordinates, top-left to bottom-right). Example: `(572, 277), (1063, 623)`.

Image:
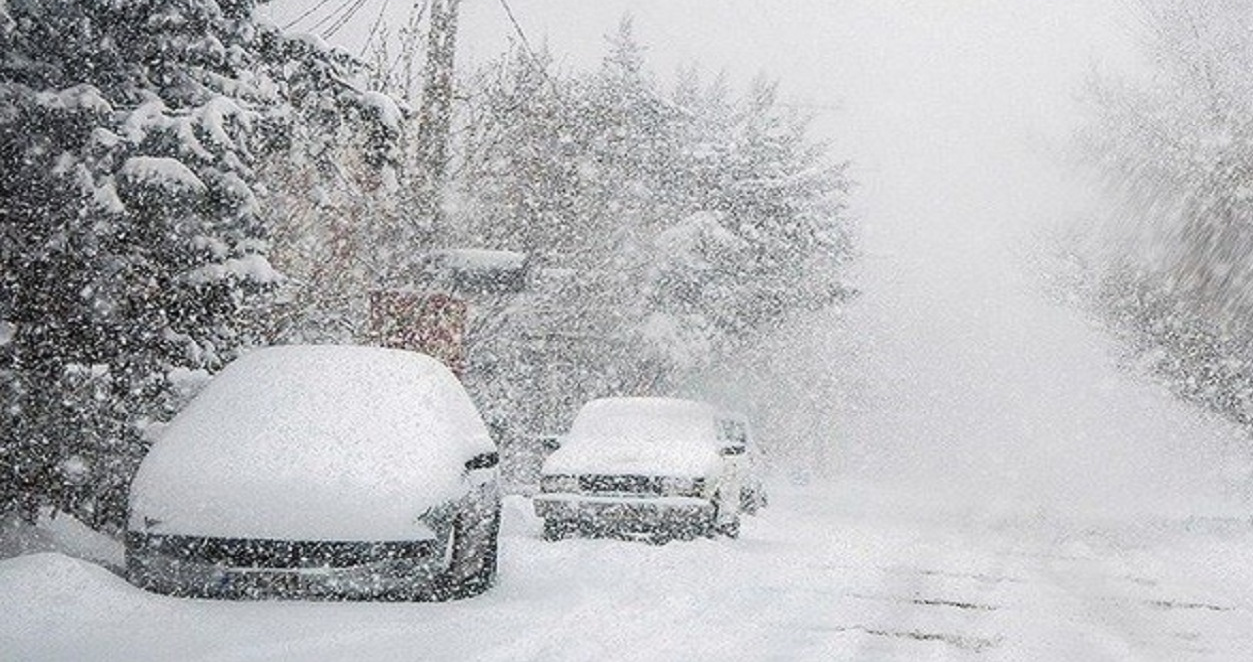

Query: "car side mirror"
(465, 451), (499, 471)
(538, 435), (564, 452)
(720, 445), (746, 456)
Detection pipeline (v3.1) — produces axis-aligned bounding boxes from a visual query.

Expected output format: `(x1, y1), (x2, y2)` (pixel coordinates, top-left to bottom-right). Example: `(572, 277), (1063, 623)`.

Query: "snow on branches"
(0, 0), (401, 529)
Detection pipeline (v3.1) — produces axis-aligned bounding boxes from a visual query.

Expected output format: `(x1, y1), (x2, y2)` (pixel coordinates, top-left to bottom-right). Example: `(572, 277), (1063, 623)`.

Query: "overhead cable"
(282, 0), (338, 30)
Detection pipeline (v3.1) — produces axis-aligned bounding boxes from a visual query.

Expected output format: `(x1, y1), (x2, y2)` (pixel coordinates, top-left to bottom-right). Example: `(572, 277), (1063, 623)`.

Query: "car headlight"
(659, 476), (706, 497)
(416, 504), (457, 541)
(541, 474), (579, 493)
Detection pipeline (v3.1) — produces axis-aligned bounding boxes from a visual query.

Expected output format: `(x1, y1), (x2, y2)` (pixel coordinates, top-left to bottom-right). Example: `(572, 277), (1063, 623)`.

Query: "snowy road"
(5, 483), (1253, 661)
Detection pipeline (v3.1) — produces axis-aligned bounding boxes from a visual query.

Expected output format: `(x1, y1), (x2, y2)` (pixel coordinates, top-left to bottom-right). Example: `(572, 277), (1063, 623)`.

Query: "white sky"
(261, 0), (1141, 262)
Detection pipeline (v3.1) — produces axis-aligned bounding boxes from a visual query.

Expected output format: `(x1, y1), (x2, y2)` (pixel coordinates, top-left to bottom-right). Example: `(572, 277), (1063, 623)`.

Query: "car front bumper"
(533, 493), (715, 532)
(125, 533), (453, 600)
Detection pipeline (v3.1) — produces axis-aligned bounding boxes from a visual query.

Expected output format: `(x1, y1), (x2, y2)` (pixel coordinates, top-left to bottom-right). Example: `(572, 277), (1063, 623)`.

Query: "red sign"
(368, 290), (467, 377)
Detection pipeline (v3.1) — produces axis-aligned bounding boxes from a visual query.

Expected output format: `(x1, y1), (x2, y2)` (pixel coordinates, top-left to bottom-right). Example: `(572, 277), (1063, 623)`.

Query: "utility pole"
(415, 0), (461, 232)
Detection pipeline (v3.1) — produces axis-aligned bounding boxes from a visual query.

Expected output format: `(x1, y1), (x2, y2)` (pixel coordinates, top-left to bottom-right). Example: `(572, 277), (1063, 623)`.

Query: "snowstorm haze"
(14, 2), (1253, 658)
(455, 1), (1247, 517)
(815, 2), (1243, 517)
(261, 0), (1249, 514)
(817, 1), (1241, 518)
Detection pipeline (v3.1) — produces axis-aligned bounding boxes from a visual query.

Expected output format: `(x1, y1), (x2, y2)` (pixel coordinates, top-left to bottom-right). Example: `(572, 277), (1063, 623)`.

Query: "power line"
(305, 0), (359, 33)
(382, 0), (431, 97)
(359, 0), (392, 56)
(497, 0), (562, 98)
(497, 0), (538, 61)
(324, 0), (373, 39)
(282, 0), (338, 31)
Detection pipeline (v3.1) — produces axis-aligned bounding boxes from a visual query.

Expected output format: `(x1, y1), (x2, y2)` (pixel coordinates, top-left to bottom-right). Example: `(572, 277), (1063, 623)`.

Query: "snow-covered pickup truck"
(125, 345), (501, 601)
(533, 397), (749, 542)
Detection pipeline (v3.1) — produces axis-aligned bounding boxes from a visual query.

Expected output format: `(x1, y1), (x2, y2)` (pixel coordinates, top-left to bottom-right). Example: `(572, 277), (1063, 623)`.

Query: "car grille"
(126, 533), (441, 569)
(578, 474), (662, 495)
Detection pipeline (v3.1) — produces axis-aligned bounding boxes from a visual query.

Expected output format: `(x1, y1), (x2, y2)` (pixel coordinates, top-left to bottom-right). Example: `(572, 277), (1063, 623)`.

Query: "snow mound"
(0, 553), (138, 614)
(129, 345), (495, 541)
(0, 511), (125, 571)
(543, 397), (723, 478)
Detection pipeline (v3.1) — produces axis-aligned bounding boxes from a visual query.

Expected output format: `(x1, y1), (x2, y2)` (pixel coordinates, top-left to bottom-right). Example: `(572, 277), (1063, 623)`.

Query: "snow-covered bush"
(1079, 0), (1253, 431)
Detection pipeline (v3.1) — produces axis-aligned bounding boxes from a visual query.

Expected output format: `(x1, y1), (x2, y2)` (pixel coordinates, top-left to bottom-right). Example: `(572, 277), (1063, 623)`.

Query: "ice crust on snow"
(129, 345), (495, 541)
(543, 397), (724, 478)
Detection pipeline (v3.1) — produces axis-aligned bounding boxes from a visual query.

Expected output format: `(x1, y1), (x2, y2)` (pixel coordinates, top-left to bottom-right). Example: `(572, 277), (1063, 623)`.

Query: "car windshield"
(568, 410), (715, 451)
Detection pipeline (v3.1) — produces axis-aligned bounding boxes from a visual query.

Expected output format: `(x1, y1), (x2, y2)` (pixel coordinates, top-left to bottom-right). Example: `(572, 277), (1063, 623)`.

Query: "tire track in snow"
(981, 517), (1253, 660)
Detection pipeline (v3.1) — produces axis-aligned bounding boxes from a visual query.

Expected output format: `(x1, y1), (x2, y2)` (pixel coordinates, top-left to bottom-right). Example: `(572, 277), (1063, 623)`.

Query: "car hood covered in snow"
(129, 346), (494, 541)
(543, 397), (723, 479)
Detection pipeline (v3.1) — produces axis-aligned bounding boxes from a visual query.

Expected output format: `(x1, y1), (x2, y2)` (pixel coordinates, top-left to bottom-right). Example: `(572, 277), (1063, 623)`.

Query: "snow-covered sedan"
(717, 413), (768, 514)
(125, 345), (501, 601)
(533, 397), (745, 542)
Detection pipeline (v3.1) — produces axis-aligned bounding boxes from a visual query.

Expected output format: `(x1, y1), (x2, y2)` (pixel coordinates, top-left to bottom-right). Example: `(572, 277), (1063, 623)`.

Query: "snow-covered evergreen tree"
(0, 0), (396, 530)
(260, 34), (410, 345)
(449, 22), (854, 453)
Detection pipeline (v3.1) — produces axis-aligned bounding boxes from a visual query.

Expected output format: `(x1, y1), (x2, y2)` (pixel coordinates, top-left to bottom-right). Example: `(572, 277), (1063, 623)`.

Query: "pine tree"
(0, 0), (397, 530)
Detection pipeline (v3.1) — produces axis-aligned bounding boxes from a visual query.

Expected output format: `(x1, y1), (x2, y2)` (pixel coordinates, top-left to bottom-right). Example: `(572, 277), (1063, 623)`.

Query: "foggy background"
(260, 0), (1251, 516)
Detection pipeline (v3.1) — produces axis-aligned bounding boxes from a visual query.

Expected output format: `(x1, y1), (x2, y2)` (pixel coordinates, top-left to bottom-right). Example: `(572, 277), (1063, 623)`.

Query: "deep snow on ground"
(9, 2), (1253, 660)
(4, 488), (1253, 661)
(0, 511), (123, 572)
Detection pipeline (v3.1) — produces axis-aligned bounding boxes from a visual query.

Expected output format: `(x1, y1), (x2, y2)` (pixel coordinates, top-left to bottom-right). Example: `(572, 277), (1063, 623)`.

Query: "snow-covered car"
(125, 345), (501, 601)
(533, 397), (746, 542)
(717, 414), (768, 514)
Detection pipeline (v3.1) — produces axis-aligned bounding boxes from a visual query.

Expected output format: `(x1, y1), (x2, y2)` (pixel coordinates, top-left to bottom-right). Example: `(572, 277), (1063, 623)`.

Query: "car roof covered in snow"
(129, 345), (494, 541)
(542, 397), (724, 478)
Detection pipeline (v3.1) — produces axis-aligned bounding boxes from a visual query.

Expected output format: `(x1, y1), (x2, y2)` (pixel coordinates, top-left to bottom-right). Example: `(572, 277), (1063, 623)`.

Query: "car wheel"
(741, 487), (763, 515)
(460, 505), (501, 597)
(426, 506), (499, 601)
(650, 526), (674, 545)
(714, 493), (741, 539)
